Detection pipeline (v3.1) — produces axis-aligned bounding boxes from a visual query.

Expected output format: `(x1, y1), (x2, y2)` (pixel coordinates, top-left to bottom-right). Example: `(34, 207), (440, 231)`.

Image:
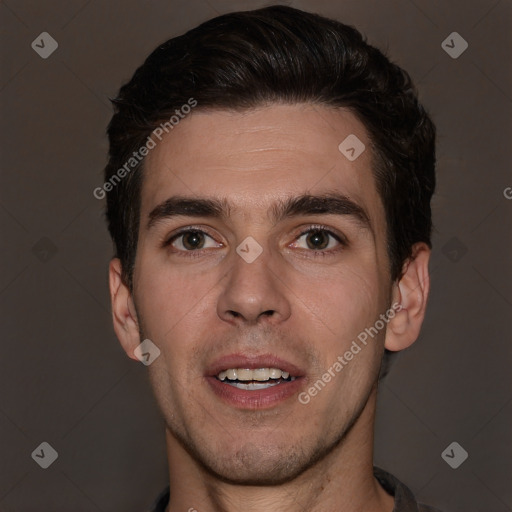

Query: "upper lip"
(206, 353), (306, 378)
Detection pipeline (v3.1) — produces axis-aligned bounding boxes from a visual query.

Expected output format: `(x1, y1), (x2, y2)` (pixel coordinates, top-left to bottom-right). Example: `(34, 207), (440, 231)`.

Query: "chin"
(182, 434), (334, 486)
(202, 450), (311, 486)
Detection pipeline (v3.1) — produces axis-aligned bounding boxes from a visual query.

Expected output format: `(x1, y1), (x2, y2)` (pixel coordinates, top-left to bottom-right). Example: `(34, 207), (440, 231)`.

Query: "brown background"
(1, 1), (511, 511)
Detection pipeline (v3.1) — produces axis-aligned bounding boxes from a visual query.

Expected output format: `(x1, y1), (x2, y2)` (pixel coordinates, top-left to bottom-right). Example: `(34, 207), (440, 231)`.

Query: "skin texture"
(109, 104), (430, 512)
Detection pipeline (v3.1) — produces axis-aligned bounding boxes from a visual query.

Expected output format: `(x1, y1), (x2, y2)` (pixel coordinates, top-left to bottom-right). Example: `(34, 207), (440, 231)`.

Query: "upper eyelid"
(164, 224), (346, 248)
(164, 226), (219, 246)
(296, 225), (344, 239)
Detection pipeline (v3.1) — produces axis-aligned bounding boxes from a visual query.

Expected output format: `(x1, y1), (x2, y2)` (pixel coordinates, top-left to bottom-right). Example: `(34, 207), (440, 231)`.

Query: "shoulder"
(418, 505), (445, 512)
(374, 467), (446, 512)
(145, 485), (170, 512)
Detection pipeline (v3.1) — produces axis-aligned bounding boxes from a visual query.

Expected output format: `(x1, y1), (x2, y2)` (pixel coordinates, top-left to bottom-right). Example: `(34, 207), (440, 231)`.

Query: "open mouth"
(206, 354), (305, 408)
(216, 367), (297, 390)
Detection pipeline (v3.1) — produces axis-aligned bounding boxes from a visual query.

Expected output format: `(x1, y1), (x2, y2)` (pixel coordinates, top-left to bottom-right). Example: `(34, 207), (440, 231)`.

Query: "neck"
(165, 388), (394, 512)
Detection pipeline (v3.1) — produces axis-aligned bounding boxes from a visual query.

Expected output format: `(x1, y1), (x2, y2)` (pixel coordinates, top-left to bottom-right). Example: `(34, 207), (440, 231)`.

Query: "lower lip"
(206, 376), (304, 409)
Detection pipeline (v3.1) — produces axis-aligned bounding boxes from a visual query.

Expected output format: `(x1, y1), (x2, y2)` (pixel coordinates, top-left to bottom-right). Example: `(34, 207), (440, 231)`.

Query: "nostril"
(225, 309), (276, 320)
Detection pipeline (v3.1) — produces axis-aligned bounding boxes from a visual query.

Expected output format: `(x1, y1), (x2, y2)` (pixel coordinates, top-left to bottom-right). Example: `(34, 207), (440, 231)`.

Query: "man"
(103, 5), (441, 511)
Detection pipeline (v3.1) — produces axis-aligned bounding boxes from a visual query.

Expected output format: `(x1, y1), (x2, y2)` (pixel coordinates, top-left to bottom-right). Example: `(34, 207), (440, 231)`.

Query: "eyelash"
(162, 224), (346, 258)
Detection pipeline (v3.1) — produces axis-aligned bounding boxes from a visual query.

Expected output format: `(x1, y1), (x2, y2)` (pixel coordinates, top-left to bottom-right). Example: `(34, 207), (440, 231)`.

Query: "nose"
(216, 246), (292, 326)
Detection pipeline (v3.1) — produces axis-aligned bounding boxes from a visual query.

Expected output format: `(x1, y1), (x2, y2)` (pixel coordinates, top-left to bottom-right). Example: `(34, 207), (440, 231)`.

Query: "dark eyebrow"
(147, 197), (230, 229)
(270, 193), (371, 230)
(147, 193), (371, 231)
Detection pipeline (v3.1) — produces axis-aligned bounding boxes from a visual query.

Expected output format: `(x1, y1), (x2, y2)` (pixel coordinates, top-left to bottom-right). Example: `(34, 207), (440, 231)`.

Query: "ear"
(385, 242), (431, 352)
(109, 258), (140, 361)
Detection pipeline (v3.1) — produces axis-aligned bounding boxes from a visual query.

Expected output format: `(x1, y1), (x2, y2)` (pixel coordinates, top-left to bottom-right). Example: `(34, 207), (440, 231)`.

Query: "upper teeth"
(217, 368), (291, 381)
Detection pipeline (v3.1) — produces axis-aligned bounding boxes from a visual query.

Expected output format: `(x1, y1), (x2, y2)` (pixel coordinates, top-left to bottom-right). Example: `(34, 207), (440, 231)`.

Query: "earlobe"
(385, 243), (431, 352)
(109, 258), (141, 361)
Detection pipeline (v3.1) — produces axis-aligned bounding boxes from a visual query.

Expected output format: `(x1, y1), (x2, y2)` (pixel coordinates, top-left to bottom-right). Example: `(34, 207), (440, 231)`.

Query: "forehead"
(140, 104), (383, 226)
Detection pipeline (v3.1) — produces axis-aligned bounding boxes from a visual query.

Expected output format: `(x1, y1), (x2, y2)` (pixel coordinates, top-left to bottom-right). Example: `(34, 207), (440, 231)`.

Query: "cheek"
(135, 252), (217, 327)
(307, 262), (385, 338)
(134, 259), (220, 381)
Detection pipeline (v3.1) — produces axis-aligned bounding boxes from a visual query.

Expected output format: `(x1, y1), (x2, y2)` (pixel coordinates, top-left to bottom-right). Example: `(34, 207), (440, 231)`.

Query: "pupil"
(183, 231), (204, 250)
(307, 230), (328, 250)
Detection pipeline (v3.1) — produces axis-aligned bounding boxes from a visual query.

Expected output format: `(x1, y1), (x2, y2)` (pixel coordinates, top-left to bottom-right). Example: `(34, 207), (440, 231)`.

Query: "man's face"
(131, 104), (394, 484)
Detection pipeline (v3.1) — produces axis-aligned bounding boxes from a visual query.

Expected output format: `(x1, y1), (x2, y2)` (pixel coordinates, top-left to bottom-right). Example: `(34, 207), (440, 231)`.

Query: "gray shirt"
(146, 467), (444, 511)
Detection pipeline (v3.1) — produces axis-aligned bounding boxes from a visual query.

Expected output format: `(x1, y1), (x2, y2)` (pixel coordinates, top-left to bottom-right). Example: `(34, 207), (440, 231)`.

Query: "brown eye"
(181, 231), (205, 250)
(166, 229), (221, 252)
(305, 230), (330, 250)
(294, 228), (341, 252)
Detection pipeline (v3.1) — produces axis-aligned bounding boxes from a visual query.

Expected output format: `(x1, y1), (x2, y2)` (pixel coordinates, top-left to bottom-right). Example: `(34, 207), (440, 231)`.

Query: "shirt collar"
(147, 466), (428, 512)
